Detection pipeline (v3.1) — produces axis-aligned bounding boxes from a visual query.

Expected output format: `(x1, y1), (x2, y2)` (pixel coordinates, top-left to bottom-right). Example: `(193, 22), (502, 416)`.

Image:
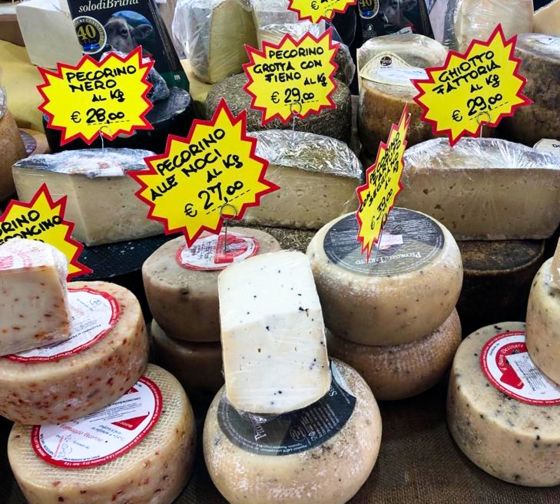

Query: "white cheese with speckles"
(218, 250), (331, 414)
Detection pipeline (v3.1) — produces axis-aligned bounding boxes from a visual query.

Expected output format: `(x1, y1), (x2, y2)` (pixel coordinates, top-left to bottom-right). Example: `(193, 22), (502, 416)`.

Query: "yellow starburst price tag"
(130, 101), (279, 246)
(356, 106), (410, 260)
(288, 0), (356, 23)
(0, 185), (91, 279)
(413, 25), (531, 145)
(244, 30), (338, 124)
(38, 48), (153, 146)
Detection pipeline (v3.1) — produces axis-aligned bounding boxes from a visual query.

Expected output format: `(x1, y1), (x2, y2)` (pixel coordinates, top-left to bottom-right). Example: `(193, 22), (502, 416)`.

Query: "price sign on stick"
(244, 30), (338, 125)
(0, 185), (91, 279)
(288, 0), (357, 23)
(130, 101), (279, 246)
(413, 25), (531, 145)
(356, 106), (410, 260)
(38, 48), (153, 146)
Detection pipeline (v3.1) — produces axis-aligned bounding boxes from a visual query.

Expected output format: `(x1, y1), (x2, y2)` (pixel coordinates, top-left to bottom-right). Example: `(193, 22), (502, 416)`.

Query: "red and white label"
(0, 242), (50, 270)
(7, 287), (119, 363)
(481, 331), (560, 406)
(177, 233), (259, 271)
(32, 376), (162, 468)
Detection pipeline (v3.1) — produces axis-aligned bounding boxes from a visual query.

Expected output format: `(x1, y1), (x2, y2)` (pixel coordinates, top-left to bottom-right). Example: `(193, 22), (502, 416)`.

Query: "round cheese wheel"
(0, 281), (149, 425)
(232, 224), (314, 253)
(448, 322), (560, 486)
(307, 208), (463, 346)
(328, 309), (461, 401)
(142, 228), (280, 342)
(204, 359), (382, 504)
(150, 320), (223, 400)
(0, 111), (26, 200)
(8, 364), (196, 504)
(526, 258), (560, 385)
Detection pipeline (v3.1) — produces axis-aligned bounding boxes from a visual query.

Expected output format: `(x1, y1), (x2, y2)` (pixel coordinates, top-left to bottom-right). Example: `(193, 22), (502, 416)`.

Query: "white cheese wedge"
(218, 250), (331, 414)
(0, 239), (70, 356)
(8, 364), (196, 504)
(0, 110), (25, 200)
(448, 322), (560, 486)
(204, 359), (382, 504)
(534, 0), (560, 36)
(0, 281), (148, 425)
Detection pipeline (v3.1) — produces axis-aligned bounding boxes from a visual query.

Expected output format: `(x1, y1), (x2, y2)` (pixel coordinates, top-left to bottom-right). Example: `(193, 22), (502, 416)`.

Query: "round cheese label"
(481, 331), (560, 406)
(7, 287), (119, 363)
(324, 209), (444, 276)
(177, 233), (259, 271)
(32, 376), (162, 468)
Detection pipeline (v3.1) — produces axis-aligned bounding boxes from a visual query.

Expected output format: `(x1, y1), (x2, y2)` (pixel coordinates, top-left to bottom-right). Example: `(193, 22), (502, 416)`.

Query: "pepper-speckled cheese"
(8, 364), (196, 504)
(447, 322), (560, 487)
(0, 281), (148, 424)
(218, 250), (331, 414)
(204, 359), (382, 504)
(328, 309), (461, 400)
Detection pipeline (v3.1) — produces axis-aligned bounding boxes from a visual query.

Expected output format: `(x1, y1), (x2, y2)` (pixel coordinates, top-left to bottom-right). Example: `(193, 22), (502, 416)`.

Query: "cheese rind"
(552, 240), (560, 288)
(204, 359), (382, 504)
(218, 250), (331, 414)
(0, 110), (26, 200)
(8, 364), (196, 504)
(0, 239), (70, 356)
(328, 310), (461, 401)
(0, 281), (148, 424)
(447, 322), (560, 486)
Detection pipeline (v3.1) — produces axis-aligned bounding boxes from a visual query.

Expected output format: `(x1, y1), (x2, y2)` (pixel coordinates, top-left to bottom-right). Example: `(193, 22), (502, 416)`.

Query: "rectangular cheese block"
(12, 149), (163, 246)
(16, 0), (82, 69)
(218, 250), (331, 414)
(0, 238), (70, 356)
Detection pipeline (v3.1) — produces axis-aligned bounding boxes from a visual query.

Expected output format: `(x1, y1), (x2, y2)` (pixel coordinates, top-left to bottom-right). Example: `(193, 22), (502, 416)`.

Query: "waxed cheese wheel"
(448, 322), (560, 486)
(307, 209), (463, 346)
(204, 359), (382, 504)
(142, 228), (280, 342)
(0, 281), (148, 424)
(150, 320), (223, 400)
(328, 309), (461, 401)
(8, 364), (196, 504)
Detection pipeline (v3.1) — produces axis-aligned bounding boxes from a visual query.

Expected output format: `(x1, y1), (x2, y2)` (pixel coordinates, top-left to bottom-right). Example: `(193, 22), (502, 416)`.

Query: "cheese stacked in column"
(8, 364), (196, 504)
(448, 322), (560, 486)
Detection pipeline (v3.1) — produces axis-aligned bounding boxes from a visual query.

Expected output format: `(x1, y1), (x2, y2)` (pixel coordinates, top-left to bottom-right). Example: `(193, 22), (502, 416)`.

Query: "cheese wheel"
(526, 258), (560, 385)
(328, 309), (461, 401)
(0, 110), (25, 200)
(150, 320), (223, 399)
(233, 224), (314, 253)
(0, 281), (148, 424)
(204, 359), (382, 504)
(142, 228), (280, 342)
(307, 209), (463, 346)
(8, 364), (196, 504)
(447, 322), (560, 486)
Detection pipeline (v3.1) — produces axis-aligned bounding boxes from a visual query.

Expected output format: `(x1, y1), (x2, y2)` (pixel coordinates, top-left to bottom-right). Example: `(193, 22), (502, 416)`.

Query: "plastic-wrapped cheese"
(143, 228), (280, 342)
(12, 149), (163, 246)
(0, 109), (26, 199)
(0, 281), (148, 424)
(534, 0), (560, 36)
(8, 364), (196, 504)
(526, 257), (560, 385)
(307, 209), (463, 346)
(401, 138), (560, 240)
(204, 360), (382, 504)
(251, 0), (298, 29)
(447, 322), (560, 486)
(180, 59), (213, 116)
(357, 33), (448, 155)
(243, 131), (361, 229)
(328, 310), (461, 401)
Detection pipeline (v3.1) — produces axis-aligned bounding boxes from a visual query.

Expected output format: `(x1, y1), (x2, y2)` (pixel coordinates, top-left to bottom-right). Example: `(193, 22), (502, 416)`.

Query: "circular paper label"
(481, 331), (560, 406)
(73, 16), (107, 54)
(32, 376), (162, 468)
(7, 287), (119, 363)
(177, 233), (259, 271)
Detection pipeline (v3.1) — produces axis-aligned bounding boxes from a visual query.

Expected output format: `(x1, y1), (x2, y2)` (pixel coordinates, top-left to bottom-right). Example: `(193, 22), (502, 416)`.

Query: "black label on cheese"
(324, 208), (444, 275)
(218, 364), (356, 456)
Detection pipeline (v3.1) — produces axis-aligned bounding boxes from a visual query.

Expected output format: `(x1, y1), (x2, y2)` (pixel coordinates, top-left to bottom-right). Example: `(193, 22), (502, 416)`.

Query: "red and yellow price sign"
(356, 106), (410, 260)
(413, 25), (531, 145)
(288, 0), (356, 23)
(0, 185), (91, 279)
(130, 101), (279, 246)
(38, 47), (153, 146)
(244, 29), (338, 125)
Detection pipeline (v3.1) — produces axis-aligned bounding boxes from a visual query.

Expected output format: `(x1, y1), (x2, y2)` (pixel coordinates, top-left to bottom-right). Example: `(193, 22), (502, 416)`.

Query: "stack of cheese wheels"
(142, 228), (281, 400)
(448, 322), (560, 486)
(307, 208), (464, 400)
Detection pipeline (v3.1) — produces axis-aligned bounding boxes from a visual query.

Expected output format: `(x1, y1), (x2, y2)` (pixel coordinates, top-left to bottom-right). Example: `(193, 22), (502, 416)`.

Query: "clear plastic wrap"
(251, 0), (298, 29)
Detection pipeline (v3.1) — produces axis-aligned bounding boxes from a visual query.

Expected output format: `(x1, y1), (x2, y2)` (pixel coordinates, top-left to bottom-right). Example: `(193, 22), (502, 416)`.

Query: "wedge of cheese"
(534, 0), (560, 36)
